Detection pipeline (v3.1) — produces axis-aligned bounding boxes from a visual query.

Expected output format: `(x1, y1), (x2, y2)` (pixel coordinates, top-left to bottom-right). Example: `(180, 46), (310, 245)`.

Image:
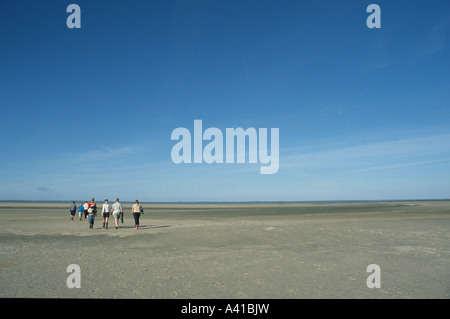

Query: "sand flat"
(0, 201), (449, 298)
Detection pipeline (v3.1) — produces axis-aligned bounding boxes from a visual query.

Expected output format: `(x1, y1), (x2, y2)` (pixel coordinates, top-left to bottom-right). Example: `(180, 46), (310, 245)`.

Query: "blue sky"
(0, 0), (449, 202)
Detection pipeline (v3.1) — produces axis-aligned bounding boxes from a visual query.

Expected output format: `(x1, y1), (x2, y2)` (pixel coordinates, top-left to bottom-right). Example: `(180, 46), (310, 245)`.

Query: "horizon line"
(1, 198), (449, 204)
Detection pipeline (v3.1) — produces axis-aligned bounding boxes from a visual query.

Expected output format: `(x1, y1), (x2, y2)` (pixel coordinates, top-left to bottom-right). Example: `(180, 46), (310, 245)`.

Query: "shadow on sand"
(104, 224), (171, 230)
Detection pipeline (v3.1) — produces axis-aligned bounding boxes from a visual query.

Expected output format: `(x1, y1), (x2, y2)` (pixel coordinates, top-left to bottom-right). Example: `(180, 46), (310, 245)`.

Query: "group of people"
(69, 198), (144, 230)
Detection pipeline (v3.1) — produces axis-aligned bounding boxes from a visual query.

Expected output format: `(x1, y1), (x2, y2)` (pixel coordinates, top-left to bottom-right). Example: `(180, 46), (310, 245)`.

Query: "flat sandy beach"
(0, 201), (448, 299)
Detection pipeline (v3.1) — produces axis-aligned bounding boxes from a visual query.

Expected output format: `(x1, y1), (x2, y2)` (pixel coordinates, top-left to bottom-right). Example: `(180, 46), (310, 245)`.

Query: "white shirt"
(102, 203), (111, 213)
(112, 202), (123, 214)
(132, 203), (142, 213)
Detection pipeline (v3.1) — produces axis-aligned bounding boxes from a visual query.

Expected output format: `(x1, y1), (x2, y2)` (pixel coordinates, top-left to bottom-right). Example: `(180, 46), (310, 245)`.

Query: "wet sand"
(0, 201), (449, 298)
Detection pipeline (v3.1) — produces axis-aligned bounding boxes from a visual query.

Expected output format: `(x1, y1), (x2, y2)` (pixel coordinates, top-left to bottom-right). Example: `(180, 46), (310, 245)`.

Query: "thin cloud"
(413, 12), (450, 59)
(70, 146), (138, 164)
(282, 133), (450, 172)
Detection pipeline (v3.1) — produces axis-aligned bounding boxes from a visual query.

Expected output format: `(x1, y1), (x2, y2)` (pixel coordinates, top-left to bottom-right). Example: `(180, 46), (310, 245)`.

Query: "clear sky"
(1, 0), (449, 202)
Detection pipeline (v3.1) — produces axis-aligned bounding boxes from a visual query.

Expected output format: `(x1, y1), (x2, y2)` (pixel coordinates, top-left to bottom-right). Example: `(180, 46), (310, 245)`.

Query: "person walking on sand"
(112, 198), (123, 229)
(83, 201), (89, 220)
(87, 198), (97, 229)
(69, 201), (77, 221)
(102, 199), (111, 229)
(78, 202), (84, 220)
(131, 200), (143, 230)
